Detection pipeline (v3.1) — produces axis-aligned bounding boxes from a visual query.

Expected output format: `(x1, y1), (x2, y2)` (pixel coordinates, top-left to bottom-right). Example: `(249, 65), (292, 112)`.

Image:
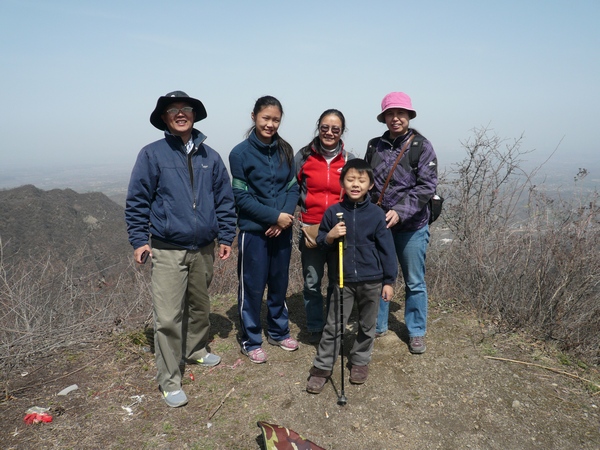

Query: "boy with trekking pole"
(306, 159), (397, 396)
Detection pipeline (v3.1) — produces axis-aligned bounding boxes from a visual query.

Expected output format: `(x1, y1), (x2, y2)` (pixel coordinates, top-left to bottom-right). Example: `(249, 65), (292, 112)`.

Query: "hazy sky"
(1, 0), (599, 177)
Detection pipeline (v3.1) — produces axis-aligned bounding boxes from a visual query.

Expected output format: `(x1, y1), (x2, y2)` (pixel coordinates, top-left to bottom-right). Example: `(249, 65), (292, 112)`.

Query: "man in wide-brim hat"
(125, 91), (236, 408)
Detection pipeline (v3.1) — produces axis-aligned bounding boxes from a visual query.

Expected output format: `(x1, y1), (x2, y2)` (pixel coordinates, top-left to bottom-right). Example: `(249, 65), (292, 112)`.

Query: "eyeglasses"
(319, 125), (341, 135)
(165, 106), (194, 116)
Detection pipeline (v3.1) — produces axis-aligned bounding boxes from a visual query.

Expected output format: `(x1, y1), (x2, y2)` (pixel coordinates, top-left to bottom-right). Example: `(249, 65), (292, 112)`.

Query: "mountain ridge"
(0, 184), (131, 279)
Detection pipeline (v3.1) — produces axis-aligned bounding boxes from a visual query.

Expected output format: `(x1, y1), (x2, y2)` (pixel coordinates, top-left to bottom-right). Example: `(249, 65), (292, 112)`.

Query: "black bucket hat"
(149, 90), (207, 130)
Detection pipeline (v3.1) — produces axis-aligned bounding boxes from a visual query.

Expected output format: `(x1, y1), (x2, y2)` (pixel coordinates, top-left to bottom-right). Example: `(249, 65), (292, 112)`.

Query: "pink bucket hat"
(377, 92), (417, 123)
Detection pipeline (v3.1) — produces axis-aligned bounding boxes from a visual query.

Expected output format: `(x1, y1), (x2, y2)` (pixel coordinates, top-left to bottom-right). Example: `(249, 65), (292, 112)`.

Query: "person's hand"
(134, 244), (152, 264)
(385, 210), (400, 228)
(381, 285), (394, 302)
(326, 222), (346, 244)
(218, 244), (232, 260)
(265, 225), (283, 237)
(276, 213), (294, 229)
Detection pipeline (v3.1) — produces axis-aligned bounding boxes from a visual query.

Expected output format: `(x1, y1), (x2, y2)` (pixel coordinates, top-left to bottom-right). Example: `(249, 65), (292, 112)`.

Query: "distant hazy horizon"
(2, 150), (598, 199)
(2, 1), (599, 180)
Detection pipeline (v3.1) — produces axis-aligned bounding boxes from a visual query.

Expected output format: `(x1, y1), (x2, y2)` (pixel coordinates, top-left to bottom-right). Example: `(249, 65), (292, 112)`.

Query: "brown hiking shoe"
(349, 364), (369, 384)
(306, 366), (331, 394)
(409, 336), (426, 354)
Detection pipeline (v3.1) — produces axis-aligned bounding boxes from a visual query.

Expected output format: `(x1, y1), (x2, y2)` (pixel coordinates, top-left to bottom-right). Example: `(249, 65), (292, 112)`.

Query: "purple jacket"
(365, 129), (438, 232)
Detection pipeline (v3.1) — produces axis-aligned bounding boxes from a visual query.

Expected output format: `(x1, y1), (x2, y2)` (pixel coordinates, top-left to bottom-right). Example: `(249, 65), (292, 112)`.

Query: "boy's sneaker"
(349, 364), (369, 384)
(409, 336), (426, 354)
(159, 387), (188, 408)
(306, 366), (331, 394)
(267, 336), (299, 351)
(186, 353), (221, 367)
(242, 347), (267, 364)
(375, 330), (388, 338)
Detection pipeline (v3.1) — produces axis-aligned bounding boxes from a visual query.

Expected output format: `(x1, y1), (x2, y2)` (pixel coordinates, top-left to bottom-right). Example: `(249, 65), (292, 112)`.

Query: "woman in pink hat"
(364, 92), (438, 354)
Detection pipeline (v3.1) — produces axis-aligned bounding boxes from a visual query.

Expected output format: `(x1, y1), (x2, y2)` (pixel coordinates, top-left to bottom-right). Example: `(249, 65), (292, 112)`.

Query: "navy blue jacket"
(229, 131), (299, 232)
(125, 129), (237, 250)
(317, 197), (398, 286)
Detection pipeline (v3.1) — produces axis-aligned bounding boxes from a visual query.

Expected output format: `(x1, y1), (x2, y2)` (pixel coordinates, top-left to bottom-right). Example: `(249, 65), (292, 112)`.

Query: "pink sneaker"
(267, 336), (299, 352)
(242, 347), (267, 364)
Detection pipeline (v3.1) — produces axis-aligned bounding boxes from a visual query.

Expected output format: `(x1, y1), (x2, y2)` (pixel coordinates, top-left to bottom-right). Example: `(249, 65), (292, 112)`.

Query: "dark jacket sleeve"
(211, 151), (237, 246)
(281, 159), (299, 215)
(125, 146), (157, 250)
(317, 207), (335, 248)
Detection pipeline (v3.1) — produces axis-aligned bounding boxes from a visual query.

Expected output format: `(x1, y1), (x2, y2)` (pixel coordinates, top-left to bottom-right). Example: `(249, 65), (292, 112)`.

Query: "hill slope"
(0, 184), (130, 278)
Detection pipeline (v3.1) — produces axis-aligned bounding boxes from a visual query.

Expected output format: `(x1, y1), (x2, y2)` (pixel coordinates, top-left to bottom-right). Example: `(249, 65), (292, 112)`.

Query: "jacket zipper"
(187, 146), (198, 248)
(325, 157), (331, 208)
(352, 202), (358, 278)
(187, 152), (195, 208)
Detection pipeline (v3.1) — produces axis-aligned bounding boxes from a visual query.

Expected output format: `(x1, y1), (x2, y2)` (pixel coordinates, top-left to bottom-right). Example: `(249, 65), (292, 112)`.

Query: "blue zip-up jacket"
(317, 197), (398, 286)
(125, 129), (237, 250)
(229, 131), (299, 232)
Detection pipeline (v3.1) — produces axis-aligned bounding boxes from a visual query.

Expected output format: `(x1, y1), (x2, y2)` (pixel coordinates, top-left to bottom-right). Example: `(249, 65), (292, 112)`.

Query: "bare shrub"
(0, 243), (151, 390)
(428, 127), (599, 363)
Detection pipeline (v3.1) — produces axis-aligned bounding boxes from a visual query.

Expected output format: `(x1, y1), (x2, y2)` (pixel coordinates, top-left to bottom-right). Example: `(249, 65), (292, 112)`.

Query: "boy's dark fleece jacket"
(317, 197), (398, 286)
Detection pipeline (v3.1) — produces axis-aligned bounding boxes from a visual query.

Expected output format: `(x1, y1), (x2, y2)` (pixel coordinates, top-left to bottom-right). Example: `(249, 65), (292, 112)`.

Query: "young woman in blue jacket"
(229, 96), (300, 363)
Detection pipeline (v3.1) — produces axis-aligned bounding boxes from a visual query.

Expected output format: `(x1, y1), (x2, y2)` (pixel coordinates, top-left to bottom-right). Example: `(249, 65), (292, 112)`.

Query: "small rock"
(512, 400), (521, 409)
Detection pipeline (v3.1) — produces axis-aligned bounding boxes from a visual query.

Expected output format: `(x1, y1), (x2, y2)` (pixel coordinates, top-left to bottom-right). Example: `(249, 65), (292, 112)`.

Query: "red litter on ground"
(24, 407), (53, 425)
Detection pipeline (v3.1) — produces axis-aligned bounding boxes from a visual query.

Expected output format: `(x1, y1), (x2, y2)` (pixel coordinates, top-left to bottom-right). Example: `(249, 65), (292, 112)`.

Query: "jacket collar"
(381, 129), (413, 149)
(340, 196), (371, 211)
(249, 128), (279, 153)
(310, 138), (345, 159)
(164, 128), (207, 153)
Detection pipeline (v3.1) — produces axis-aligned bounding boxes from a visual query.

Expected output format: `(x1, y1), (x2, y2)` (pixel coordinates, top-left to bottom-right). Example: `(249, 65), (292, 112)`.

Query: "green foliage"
(127, 329), (148, 346)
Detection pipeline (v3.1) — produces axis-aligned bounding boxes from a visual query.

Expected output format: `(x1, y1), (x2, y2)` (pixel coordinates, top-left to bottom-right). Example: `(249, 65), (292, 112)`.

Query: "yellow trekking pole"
(336, 212), (347, 406)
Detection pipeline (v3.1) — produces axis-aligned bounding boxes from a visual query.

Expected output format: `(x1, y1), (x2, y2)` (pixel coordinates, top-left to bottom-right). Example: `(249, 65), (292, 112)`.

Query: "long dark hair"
(246, 95), (294, 167)
(300, 109), (346, 159)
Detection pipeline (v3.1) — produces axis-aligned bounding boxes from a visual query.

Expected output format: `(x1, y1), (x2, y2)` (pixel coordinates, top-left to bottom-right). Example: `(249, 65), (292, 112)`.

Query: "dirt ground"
(1, 293), (599, 450)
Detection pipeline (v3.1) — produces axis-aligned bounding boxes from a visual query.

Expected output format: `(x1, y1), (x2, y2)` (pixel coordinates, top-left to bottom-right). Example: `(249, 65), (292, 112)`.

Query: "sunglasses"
(319, 125), (341, 135)
(165, 106), (194, 116)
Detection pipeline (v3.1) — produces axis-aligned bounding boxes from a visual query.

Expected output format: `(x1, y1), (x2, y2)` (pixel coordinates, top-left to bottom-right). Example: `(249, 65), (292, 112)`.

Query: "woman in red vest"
(295, 110), (355, 344)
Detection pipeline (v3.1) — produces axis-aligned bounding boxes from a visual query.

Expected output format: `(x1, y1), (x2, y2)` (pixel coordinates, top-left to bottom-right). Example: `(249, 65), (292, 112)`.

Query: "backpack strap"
(364, 137), (380, 164)
(366, 135), (424, 168)
(408, 135), (425, 169)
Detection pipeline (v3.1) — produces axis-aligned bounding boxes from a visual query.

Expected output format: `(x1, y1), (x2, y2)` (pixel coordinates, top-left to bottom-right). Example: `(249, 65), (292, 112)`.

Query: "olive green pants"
(151, 243), (215, 392)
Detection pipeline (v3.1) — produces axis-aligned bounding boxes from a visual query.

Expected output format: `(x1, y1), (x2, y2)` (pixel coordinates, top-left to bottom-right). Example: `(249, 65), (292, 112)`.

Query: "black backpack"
(365, 135), (443, 224)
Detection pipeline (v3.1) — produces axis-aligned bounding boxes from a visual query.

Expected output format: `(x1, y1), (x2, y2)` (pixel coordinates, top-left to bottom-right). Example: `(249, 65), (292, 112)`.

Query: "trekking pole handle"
(336, 212), (344, 289)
